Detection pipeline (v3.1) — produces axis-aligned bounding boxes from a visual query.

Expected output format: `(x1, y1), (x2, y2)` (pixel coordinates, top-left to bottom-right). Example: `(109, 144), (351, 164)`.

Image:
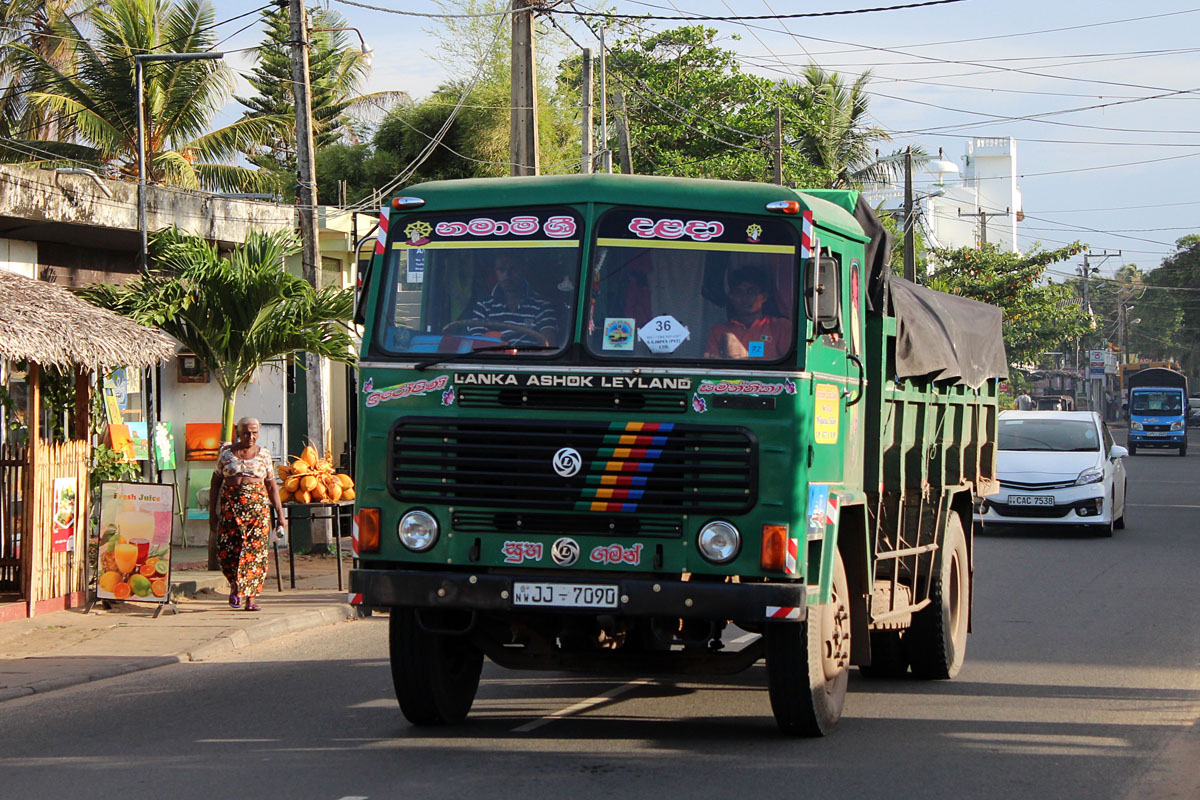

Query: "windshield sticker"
(748, 341), (765, 358)
(746, 224), (763, 243)
(403, 220), (431, 246)
(502, 541), (543, 564)
(603, 318), (636, 351)
(628, 217), (725, 241)
(364, 375), (449, 407)
(405, 248), (425, 283)
(699, 379), (794, 396)
(638, 315), (689, 353)
(692, 394), (708, 413)
(454, 373), (692, 390)
(590, 543), (643, 566)
(814, 382), (840, 444)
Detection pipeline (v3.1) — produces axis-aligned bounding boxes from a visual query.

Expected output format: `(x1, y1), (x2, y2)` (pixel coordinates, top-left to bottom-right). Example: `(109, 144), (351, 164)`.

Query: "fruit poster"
(50, 477), (77, 554)
(96, 482), (175, 604)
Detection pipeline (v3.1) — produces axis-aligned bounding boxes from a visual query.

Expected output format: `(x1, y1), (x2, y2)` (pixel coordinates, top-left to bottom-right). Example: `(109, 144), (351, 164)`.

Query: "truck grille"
(389, 417), (757, 513)
(452, 510), (683, 537)
(456, 387), (688, 413)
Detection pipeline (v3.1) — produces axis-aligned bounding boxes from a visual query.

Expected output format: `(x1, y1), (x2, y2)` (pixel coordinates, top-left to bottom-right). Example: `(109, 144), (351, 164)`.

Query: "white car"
(977, 410), (1128, 536)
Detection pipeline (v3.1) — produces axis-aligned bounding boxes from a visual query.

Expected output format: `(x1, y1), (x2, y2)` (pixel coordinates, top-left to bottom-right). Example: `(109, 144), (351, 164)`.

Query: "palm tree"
(0, 0), (93, 142)
(787, 65), (918, 189)
(6, 0), (282, 191)
(80, 227), (356, 441)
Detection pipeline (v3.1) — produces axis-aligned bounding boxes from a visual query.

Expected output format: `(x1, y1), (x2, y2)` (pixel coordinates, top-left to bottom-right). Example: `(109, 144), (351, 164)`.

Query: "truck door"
(804, 242), (854, 486)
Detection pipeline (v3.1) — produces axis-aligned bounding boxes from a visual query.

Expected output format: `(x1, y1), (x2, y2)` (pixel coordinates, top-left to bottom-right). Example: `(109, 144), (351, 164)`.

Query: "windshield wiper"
(414, 344), (556, 371)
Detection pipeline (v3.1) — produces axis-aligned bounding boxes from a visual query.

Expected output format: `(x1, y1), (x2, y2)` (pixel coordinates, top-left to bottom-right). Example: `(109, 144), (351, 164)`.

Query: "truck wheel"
(766, 551), (851, 736)
(389, 607), (483, 725)
(858, 630), (909, 678)
(907, 514), (969, 680)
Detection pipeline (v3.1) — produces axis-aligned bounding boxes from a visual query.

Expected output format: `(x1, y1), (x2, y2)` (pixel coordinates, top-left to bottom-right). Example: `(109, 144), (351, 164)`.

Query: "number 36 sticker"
(638, 315), (689, 353)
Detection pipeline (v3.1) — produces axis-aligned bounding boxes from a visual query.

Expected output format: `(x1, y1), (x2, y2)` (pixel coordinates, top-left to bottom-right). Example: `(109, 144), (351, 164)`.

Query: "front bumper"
(1129, 431), (1185, 446)
(351, 568), (806, 621)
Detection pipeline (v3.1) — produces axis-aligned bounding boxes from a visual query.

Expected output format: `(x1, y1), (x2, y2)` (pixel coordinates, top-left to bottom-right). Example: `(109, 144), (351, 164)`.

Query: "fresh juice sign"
(95, 482), (175, 604)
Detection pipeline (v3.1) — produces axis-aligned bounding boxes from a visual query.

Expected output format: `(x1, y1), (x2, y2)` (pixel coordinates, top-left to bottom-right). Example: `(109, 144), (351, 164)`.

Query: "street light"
(135, 51), (224, 273)
(309, 26), (373, 65)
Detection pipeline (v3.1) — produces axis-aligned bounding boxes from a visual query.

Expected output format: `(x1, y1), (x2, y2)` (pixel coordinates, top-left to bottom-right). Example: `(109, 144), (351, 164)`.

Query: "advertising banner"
(96, 482), (175, 604)
(50, 476), (77, 554)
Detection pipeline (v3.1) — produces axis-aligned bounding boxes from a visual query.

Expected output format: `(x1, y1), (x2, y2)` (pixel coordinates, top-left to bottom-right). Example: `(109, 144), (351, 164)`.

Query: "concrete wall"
(0, 238), (36, 278)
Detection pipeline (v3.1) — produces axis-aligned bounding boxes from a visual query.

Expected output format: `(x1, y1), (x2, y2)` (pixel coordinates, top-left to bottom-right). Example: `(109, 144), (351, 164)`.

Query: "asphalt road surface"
(3, 430), (1198, 800)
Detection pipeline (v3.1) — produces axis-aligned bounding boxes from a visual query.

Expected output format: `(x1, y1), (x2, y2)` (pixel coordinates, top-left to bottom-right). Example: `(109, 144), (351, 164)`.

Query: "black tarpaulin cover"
(853, 194), (894, 313)
(889, 277), (1009, 389)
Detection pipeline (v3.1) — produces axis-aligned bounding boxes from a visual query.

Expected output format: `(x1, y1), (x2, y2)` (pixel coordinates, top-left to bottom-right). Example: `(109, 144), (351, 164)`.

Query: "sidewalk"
(0, 543), (360, 703)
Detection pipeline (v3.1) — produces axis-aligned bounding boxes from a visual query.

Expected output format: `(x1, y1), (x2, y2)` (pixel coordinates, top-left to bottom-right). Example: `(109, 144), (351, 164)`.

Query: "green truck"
(350, 174), (1005, 736)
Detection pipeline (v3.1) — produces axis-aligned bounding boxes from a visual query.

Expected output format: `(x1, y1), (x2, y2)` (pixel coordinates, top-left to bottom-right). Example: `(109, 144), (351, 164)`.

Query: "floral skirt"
(217, 483), (271, 598)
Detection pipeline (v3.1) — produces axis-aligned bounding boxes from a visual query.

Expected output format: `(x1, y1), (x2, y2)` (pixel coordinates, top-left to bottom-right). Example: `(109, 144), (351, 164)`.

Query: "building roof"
(0, 268), (175, 370)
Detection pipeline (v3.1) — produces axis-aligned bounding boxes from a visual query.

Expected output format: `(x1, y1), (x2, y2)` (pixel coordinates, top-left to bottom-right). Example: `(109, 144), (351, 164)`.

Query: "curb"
(0, 604), (355, 703)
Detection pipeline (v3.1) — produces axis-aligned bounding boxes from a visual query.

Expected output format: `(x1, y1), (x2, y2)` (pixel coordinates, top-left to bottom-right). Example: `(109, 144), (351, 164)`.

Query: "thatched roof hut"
(0, 268), (175, 370)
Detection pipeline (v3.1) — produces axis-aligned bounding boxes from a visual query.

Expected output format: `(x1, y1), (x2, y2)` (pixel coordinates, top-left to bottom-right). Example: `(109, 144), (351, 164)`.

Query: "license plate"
(1008, 494), (1053, 507)
(512, 582), (619, 609)
(1148, 431), (1170, 437)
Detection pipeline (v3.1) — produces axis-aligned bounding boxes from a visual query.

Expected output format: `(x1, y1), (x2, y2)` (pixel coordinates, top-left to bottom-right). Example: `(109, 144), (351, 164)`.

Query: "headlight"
(1171, 420), (1184, 431)
(1130, 421), (1143, 431)
(697, 521), (740, 563)
(1075, 467), (1104, 486)
(398, 509), (439, 551)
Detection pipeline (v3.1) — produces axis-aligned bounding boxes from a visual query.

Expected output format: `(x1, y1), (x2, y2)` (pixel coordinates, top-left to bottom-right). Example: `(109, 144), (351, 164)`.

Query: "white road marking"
(1128, 503), (1200, 509)
(513, 679), (652, 733)
(335, 796), (369, 799)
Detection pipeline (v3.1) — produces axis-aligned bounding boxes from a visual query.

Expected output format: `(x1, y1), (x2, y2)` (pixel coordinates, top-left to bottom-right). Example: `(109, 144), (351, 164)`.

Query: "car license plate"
(512, 582), (619, 609)
(1008, 495), (1053, 507)
(1148, 431), (1169, 437)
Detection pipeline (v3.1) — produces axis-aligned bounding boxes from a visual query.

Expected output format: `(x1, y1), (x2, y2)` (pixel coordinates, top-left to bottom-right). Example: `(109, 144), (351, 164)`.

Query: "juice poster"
(96, 482), (175, 604)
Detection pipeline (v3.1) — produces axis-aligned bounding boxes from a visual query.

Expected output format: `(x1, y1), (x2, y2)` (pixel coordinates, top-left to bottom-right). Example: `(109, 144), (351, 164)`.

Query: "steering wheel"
(442, 318), (551, 347)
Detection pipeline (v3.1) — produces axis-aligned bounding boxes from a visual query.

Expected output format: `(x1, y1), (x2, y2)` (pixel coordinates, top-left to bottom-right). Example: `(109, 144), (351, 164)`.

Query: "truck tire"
(907, 514), (969, 680)
(858, 630), (909, 679)
(389, 607), (483, 725)
(766, 552), (851, 736)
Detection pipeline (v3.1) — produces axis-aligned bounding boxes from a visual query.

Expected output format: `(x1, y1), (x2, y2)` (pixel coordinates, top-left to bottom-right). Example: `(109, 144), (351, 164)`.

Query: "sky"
(205, 0), (1200, 284)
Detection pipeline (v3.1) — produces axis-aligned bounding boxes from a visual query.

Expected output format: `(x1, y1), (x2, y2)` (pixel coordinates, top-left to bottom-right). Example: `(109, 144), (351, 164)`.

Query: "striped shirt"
(467, 283), (558, 345)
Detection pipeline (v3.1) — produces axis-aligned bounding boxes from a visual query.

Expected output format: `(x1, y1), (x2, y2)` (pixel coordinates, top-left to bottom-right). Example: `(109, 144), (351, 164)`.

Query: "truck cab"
(1126, 367), (1187, 455)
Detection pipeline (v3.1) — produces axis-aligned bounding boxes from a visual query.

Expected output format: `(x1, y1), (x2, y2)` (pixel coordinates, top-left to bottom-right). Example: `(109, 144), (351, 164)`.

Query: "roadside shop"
(0, 268), (174, 621)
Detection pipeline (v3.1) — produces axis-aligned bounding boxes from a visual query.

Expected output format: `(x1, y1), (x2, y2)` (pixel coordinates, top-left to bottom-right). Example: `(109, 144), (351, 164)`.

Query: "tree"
(927, 241), (1089, 367)
(784, 65), (913, 189)
(80, 227), (356, 441)
(236, 4), (404, 200)
(0, 0), (92, 142)
(6, 0), (283, 191)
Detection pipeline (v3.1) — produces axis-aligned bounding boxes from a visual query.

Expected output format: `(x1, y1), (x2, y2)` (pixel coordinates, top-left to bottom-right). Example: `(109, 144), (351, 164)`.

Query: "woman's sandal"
(245, 598), (261, 612)
(228, 591), (241, 609)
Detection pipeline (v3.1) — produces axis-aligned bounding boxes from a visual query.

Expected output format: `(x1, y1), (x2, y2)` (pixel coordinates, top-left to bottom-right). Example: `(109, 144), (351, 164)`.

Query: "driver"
(704, 267), (790, 359)
(463, 253), (559, 345)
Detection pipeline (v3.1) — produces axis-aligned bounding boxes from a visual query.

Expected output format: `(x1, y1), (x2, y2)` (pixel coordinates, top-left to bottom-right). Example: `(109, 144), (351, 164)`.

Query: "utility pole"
(903, 147), (915, 282)
(598, 26), (611, 173)
(614, 90), (633, 174)
(580, 48), (593, 174)
(772, 108), (783, 185)
(510, 0), (539, 176)
(958, 206), (1008, 246)
(289, 0), (332, 547)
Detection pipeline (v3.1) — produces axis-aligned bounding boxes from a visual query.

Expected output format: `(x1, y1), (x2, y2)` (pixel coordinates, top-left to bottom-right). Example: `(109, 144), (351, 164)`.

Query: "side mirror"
(1109, 445), (1129, 460)
(804, 255), (840, 332)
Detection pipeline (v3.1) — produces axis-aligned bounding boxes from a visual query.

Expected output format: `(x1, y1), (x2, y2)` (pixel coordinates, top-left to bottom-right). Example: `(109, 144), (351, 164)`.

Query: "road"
(2, 430), (1198, 800)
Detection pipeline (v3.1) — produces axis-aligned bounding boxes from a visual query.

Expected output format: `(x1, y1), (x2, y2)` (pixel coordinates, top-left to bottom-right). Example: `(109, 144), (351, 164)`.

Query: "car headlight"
(1171, 420), (1184, 431)
(697, 521), (740, 563)
(1130, 421), (1143, 431)
(1075, 467), (1104, 486)
(398, 509), (439, 552)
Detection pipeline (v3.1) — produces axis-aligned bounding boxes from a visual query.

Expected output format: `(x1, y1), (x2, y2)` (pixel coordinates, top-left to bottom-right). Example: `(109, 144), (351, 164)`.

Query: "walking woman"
(208, 417), (286, 611)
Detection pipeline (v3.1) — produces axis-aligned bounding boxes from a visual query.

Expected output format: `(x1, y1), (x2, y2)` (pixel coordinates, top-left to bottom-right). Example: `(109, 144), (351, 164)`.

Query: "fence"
(24, 440), (90, 607)
(0, 442), (26, 593)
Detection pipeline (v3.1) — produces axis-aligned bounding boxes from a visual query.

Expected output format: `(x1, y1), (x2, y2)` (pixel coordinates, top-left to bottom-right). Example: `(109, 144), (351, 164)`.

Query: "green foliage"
(928, 241), (1089, 367)
(237, 4), (402, 200)
(2, 0), (284, 192)
(89, 442), (140, 489)
(80, 227), (356, 440)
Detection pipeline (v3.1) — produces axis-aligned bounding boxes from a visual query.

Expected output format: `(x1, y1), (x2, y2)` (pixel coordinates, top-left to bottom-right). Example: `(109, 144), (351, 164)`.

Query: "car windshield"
(375, 208), (582, 356)
(999, 419), (1099, 452)
(585, 208), (798, 362)
(1131, 390), (1182, 414)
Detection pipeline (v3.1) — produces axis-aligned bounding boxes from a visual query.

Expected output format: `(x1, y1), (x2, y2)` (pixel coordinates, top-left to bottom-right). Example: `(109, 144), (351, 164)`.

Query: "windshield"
(585, 208), (798, 362)
(375, 208), (582, 356)
(999, 418), (1100, 452)
(1131, 390), (1182, 414)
